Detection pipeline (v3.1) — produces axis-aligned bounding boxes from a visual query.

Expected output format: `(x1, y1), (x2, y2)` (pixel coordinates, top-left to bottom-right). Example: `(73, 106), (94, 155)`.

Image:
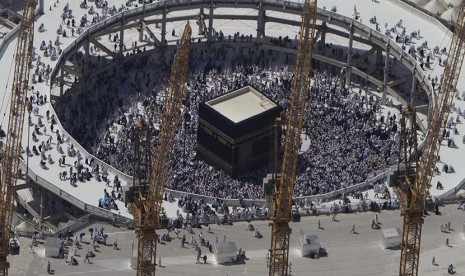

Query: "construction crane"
(395, 3), (465, 276)
(268, 0), (317, 275)
(0, 0), (36, 274)
(133, 22), (191, 276)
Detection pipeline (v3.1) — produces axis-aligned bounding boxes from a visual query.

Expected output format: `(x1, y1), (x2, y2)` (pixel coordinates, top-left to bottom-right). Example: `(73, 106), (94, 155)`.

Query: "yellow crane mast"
(268, 0), (317, 275)
(396, 3), (465, 275)
(0, 0), (37, 274)
(133, 22), (192, 276)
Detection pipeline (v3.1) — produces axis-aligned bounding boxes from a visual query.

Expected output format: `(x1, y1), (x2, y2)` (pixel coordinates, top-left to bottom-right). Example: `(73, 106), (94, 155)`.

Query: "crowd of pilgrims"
(56, 43), (399, 199)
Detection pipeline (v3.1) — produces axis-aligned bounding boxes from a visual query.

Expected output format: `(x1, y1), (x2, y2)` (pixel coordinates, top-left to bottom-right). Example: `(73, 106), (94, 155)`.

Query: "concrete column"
(208, 0), (214, 39)
(257, 1), (266, 39)
(320, 22), (327, 46)
(376, 48), (383, 66)
(382, 45), (390, 104)
(410, 68), (416, 107)
(120, 17), (125, 55)
(60, 64), (64, 97)
(162, 3), (167, 44)
(199, 8), (205, 36)
(84, 38), (90, 75)
(38, 0), (45, 14)
(84, 39), (90, 61)
(320, 30), (326, 45)
(345, 22), (354, 88)
(39, 187), (44, 222)
(139, 20), (144, 42)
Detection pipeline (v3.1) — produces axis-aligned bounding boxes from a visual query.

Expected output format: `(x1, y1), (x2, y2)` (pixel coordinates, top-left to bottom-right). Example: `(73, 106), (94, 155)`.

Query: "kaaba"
(197, 86), (282, 177)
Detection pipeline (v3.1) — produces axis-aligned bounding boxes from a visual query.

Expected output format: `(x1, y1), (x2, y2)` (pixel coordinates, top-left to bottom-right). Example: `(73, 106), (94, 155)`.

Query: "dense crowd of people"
(8, 1), (465, 273)
(56, 41), (399, 199)
(49, 0), (459, 201)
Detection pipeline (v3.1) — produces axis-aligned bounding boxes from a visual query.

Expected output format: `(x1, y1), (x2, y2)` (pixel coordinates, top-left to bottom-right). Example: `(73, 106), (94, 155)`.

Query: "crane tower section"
(268, 0), (317, 275)
(134, 22), (192, 276)
(0, 0), (36, 274)
(397, 3), (465, 276)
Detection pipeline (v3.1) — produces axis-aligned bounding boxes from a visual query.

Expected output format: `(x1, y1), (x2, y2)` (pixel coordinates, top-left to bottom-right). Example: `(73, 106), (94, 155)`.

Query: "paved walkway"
(9, 204), (465, 275)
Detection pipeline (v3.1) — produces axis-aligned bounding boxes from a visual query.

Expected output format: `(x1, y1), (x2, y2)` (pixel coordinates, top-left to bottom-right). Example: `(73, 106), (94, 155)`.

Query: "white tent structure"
(424, 0), (447, 14)
(411, 0), (431, 6)
(443, 0), (464, 8)
(381, 228), (402, 249)
(298, 235), (321, 257)
(213, 242), (238, 264)
(441, 6), (460, 21)
(45, 237), (61, 257)
(15, 221), (35, 232)
(456, 189), (465, 197)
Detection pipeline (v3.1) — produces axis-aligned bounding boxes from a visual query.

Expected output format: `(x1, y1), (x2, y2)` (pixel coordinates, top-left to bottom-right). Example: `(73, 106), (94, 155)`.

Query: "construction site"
(0, 0), (464, 275)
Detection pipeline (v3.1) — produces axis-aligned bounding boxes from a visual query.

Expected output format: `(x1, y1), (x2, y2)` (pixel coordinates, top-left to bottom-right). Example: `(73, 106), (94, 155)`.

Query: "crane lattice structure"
(0, 0), (36, 274)
(133, 22), (191, 276)
(396, 3), (465, 275)
(268, 0), (317, 275)
(133, 120), (153, 198)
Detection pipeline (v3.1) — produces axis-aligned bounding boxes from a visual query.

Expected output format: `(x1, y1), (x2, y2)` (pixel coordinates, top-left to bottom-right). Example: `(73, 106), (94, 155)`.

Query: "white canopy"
(443, 0), (464, 8)
(440, 6), (460, 21)
(411, 0), (430, 6)
(424, 0), (447, 14)
(15, 221), (35, 232)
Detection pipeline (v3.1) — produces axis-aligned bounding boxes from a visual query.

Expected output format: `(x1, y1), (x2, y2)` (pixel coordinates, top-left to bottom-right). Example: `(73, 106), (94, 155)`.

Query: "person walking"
(432, 256), (436, 265)
(158, 257), (162, 267)
(69, 256), (74, 266)
(203, 254), (207, 264)
(47, 261), (51, 273)
(318, 220), (321, 229)
(190, 236), (194, 245)
(29, 243), (34, 254)
(84, 250), (90, 263)
(350, 225), (356, 234)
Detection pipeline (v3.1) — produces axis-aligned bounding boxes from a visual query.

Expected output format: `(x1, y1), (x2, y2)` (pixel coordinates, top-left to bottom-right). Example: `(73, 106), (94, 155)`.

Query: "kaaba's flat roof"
(206, 86), (277, 123)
